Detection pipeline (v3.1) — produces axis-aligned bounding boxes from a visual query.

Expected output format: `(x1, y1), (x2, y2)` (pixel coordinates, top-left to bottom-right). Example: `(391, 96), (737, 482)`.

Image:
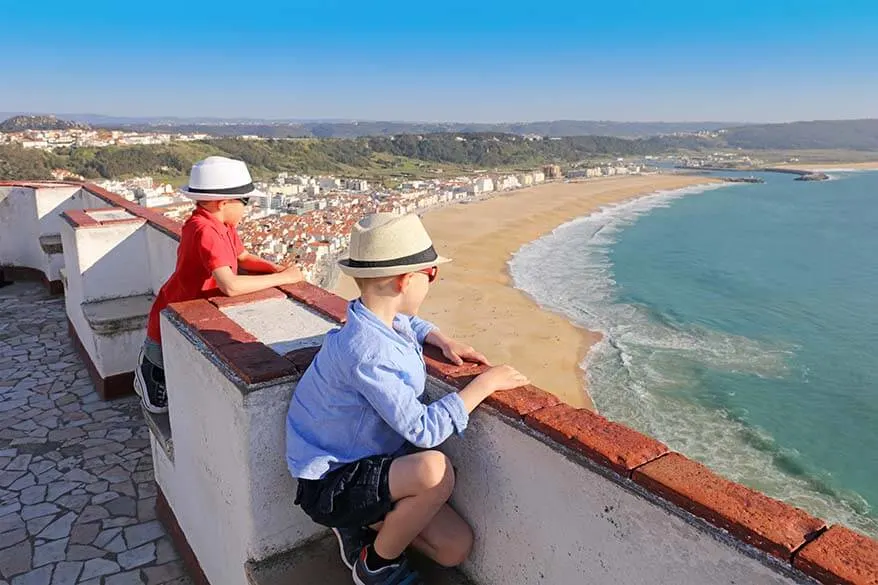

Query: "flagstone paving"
(0, 282), (191, 585)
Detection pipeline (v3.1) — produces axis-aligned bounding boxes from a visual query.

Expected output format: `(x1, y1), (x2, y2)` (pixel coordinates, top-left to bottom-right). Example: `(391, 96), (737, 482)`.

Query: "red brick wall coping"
(170, 285), (877, 585)
(61, 207), (147, 229)
(166, 298), (297, 386)
(78, 182), (183, 239)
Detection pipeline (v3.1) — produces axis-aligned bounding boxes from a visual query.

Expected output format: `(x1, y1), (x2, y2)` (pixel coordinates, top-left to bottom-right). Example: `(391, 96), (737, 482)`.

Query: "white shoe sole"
(135, 348), (169, 414)
(333, 527), (354, 570)
(351, 563), (367, 585)
(133, 348), (145, 399)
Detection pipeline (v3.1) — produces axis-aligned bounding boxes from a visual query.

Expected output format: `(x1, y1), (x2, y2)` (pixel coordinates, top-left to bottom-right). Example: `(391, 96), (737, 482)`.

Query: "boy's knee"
(434, 524), (474, 567)
(415, 451), (455, 497)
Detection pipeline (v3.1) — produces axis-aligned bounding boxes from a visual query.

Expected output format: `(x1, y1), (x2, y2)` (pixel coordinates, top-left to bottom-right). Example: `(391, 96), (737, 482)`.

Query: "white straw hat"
(179, 156), (265, 201)
(339, 213), (451, 278)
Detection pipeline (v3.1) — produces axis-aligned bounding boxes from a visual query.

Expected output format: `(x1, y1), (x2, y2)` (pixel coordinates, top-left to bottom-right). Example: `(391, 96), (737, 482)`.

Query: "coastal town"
(86, 162), (655, 287)
(0, 126), (212, 150)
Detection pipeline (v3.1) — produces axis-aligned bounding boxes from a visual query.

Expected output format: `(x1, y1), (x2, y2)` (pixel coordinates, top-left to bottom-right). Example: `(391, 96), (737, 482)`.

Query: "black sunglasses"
(238, 197), (251, 206)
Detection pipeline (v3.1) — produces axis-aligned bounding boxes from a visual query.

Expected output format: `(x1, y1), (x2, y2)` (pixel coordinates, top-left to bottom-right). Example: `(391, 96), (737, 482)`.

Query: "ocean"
(509, 170), (878, 537)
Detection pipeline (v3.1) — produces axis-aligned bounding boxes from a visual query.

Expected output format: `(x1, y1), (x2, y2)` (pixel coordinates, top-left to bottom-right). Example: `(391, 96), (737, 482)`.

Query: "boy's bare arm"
(237, 252), (285, 275)
(212, 265), (303, 297)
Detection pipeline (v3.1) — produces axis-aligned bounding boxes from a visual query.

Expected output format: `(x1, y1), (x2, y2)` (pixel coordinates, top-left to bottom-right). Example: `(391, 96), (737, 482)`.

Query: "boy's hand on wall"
(439, 338), (491, 367)
(280, 265), (304, 284)
(472, 365), (529, 394)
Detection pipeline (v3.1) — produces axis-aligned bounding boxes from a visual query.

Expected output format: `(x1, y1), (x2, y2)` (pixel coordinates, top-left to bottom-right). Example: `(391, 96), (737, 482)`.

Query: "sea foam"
(508, 181), (878, 536)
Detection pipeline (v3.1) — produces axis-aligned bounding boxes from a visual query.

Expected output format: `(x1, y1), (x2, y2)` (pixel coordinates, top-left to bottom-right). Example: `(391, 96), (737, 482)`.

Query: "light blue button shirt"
(285, 299), (469, 480)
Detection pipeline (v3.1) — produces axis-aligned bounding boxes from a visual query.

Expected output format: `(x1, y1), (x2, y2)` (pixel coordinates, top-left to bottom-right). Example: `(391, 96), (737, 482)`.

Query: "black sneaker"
(134, 347), (168, 414)
(332, 527), (374, 570)
(352, 549), (422, 585)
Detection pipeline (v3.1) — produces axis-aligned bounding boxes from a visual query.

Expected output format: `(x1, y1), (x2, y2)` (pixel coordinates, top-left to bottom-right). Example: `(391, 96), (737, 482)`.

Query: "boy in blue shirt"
(286, 213), (529, 585)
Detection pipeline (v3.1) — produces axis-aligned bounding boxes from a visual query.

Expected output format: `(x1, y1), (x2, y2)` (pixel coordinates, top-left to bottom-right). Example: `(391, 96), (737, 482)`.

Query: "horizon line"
(4, 112), (878, 127)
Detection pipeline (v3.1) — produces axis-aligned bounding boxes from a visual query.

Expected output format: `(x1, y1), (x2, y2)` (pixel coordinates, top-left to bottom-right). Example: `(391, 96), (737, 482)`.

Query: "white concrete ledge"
(39, 234), (63, 254)
(82, 293), (154, 335)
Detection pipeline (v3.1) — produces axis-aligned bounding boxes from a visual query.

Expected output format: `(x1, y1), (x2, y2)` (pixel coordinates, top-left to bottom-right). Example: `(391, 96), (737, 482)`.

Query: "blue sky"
(2, 0), (877, 122)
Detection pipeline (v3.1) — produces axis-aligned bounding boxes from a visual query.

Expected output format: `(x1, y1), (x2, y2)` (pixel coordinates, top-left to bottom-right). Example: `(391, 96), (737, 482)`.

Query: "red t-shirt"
(146, 206), (244, 342)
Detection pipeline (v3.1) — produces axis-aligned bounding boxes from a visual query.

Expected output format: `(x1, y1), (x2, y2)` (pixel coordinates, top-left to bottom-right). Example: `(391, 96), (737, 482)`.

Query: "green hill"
(1, 133), (690, 183)
(0, 115), (89, 132)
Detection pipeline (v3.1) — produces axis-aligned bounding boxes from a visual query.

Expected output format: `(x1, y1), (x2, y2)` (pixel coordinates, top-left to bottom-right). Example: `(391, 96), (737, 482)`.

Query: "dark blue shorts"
(295, 445), (421, 529)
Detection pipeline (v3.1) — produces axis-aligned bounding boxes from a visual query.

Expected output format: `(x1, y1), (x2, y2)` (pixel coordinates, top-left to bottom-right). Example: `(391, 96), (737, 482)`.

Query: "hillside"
(0, 115), (89, 132)
(0, 132), (691, 182)
(722, 119), (878, 151)
(101, 120), (732, 139)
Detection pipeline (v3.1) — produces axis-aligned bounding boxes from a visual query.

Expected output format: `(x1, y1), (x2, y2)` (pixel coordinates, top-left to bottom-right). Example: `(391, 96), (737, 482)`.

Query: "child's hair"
(195, 199), (231, 210)
(354, 275), (397, 291)
(354, 276), (377, 290)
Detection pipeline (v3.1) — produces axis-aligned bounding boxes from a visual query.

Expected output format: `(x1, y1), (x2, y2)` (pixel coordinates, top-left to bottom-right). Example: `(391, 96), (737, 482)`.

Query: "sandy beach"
(335, 174), (721, 409)
(782, 161), (878, 171)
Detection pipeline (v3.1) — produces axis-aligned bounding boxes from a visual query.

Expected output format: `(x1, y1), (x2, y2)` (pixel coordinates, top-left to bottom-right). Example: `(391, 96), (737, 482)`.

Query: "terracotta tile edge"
(80, 183), (183, 240)
(95, 216), (147, 227)
(61, 209), (100, 228)
(522, 404), (669, 476)
(166, 299), (297, 385)
(792, 525), (878, 585)
(0, 181), (80, 189)
(4, 180), (182, 238)
(209, 288), (287, 308)
(483, 385), (561, 418)
(632, 453), (826, 562)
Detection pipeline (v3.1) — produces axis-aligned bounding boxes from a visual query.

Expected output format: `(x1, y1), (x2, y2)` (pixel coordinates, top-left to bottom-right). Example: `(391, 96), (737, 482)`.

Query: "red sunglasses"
(417, 266), (439, 283)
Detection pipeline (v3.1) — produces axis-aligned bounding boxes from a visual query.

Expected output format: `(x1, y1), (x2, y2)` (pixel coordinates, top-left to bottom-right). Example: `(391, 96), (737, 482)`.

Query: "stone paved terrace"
(0, 282), (190, 585)
(0, 281), (471, 585)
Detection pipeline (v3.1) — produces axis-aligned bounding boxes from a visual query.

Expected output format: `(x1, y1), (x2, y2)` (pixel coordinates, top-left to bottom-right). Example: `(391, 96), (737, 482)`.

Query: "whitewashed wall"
(60, 214), (155, 378)
(154, 297), (810, 585)
(34, 185), (83, 235)
(0, 185), (115, 282)
(431, 380), (804, 585)
(155, 313), (325, 585)
(146, 224), (181, 293)
(0, 186), (42, 271)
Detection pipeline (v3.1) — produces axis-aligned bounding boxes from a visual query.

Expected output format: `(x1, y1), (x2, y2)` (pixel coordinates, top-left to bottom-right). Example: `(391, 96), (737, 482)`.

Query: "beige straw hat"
(339, 213), (451, 278)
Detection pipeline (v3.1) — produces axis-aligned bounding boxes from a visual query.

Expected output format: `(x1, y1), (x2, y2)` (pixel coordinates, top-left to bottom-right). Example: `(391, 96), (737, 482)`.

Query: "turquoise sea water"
(509, 171), (878, 536)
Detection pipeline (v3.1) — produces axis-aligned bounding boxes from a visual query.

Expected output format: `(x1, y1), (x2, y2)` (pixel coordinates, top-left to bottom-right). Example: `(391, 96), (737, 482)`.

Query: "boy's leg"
(371, 450), (455, 561)
(408, 504), (473, 568)
(371, 504), (473, 568)
(134, 339), (168, 414)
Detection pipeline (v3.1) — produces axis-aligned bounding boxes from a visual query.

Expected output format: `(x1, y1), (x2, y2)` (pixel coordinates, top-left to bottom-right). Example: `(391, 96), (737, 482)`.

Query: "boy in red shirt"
(136, 156), (303, 413)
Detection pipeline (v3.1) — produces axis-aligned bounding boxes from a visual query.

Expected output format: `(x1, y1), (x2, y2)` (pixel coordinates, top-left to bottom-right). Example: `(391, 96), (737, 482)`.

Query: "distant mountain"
(101, 119), (734, 139)
(0, 115), (89, 132)
(721, 119), (878, 151)
(114, 118), (873, 150)
(3, 111), (876, 151)
(0, 113), (737, 138)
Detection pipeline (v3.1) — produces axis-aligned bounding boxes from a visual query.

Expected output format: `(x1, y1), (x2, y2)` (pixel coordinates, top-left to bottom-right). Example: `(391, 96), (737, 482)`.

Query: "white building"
(318, 177), (341, 191)
(271, 184), (302, 196)
(471, 177), (495, 194)
(497, 175), (521, 191)
(345, 179), (370, 192)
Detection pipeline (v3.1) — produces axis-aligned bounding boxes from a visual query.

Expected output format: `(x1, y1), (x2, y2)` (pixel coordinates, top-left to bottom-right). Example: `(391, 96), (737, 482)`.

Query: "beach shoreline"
(780, 161), (878, 172)
(334, 173), (721, 409)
